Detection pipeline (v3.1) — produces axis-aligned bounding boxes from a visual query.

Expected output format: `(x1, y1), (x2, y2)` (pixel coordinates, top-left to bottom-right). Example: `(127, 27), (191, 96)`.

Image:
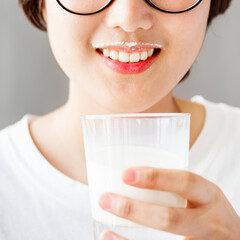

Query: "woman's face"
(43, 0), (211, 112)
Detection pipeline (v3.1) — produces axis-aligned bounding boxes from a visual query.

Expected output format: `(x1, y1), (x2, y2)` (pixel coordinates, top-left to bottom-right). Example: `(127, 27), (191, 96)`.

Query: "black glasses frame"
(56, 0), (203, 16)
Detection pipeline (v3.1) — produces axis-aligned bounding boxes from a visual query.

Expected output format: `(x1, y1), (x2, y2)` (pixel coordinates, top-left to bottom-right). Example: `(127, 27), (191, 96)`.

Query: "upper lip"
(91, 41), (164, 53)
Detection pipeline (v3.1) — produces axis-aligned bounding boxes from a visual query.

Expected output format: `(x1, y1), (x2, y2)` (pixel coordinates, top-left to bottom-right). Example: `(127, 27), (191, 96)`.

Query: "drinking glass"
(81, 113), (190, 240)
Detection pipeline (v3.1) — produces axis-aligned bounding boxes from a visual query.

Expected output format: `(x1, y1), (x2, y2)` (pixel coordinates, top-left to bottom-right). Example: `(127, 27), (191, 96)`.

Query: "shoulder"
(0, 123), (15, 157)
(192, 95), (240, 147)
(191, 95), (240, 124)
(0, 116), (29, 162)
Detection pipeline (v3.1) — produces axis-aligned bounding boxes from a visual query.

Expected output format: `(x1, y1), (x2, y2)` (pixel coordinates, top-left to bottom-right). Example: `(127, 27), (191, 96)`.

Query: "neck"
(56, 80), (181, 150)
(30, 81), (182, 183)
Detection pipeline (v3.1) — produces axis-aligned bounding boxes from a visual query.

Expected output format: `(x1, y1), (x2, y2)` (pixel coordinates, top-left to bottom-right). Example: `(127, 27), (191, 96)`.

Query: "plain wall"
(0, 0), (240, 129)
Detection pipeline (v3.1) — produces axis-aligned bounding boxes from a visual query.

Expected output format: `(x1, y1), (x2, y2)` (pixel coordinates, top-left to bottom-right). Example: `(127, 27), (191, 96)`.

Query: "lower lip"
(97, 50), (161, 74)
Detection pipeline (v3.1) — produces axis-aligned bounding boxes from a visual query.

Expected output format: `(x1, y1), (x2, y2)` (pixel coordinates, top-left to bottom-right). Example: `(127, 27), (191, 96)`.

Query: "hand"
(99, 167), (240, 240)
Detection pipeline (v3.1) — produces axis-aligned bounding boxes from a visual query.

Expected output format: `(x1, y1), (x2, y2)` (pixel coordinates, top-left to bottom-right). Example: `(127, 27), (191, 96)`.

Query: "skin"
(28, 0), (240, 239)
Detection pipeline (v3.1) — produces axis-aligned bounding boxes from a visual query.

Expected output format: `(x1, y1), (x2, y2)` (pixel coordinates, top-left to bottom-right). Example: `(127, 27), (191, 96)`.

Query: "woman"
(0, 0), (239, 239)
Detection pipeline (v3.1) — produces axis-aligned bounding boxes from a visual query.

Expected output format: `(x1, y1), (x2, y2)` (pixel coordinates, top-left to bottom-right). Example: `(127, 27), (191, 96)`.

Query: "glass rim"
(81, 113), (191, 120)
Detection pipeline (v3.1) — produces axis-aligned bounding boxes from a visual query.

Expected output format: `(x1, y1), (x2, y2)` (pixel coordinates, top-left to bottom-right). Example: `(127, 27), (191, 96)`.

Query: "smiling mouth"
(96, 48), (161, 63)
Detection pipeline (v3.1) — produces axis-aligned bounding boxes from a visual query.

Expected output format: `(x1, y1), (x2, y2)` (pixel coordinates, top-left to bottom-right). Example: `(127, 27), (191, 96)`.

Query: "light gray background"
(0, 0), (239, 129)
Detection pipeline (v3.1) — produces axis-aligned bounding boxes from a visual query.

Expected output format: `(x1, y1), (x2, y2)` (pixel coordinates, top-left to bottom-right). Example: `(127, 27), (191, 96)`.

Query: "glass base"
(93, 220), (184, 240)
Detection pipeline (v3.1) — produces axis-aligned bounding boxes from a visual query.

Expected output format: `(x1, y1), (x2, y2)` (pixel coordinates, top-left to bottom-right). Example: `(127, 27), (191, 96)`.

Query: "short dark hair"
(19, 0), (46, 31)
(18, 0), (232, 32)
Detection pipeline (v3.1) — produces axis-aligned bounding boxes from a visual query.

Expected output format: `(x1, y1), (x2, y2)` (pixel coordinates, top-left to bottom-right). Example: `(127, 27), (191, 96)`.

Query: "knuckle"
(220, 228), (230, 240)
(159, 208), (177, 230)
(146, 168), (159, 187)
(209, 225), (229, 240)
(210, 184), (222, 202)
(180, 171), (195, 194)
(117, 198), (133, 218)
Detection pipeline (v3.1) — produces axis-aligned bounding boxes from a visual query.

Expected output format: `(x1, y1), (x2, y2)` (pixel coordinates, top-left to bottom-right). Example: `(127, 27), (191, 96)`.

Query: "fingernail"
(100, 231), (114, 240)
(99, 194), (112, 211)
(122, 168), (138, 183)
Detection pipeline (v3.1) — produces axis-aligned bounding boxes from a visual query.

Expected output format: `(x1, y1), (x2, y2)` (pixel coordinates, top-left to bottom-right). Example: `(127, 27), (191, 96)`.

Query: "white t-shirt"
(0, 95), (240, 240)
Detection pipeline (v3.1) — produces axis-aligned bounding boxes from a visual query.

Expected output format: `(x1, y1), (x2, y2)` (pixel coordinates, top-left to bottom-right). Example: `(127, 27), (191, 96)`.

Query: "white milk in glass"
(87, 145), (187, 240)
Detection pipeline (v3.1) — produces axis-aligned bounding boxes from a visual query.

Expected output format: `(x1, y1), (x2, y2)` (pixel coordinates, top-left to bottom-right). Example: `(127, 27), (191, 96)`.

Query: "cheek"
(45, 0), (100, 78)
(161, 0), (211, 80)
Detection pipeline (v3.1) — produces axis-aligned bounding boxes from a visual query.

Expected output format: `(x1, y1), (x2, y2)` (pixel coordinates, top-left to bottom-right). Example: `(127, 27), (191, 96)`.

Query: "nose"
(104, 0), (154, 32)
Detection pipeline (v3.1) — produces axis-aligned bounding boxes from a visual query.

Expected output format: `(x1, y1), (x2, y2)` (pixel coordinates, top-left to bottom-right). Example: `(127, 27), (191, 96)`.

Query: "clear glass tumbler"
(81, 113), (190, 240)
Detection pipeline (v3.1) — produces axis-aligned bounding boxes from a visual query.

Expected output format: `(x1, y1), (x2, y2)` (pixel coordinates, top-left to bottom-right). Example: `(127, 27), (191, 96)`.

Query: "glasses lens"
(150, 0), (200, 12)
(59, 0), (111, 14)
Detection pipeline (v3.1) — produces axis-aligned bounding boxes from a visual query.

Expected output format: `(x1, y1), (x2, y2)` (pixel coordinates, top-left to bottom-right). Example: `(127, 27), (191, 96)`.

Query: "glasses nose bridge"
(107, 0), (153, 11)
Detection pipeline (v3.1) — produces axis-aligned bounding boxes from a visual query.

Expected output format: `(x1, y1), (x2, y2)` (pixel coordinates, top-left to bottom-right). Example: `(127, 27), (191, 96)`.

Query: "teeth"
(109, 50), (118, 60)
(148, 49), (154, 57)
(130, 52), (140, 62)
(101, 48), (156, 63)
(103, 49), (110, 57)
(140, 51), (148, 60)
(118, 52), (129, 63)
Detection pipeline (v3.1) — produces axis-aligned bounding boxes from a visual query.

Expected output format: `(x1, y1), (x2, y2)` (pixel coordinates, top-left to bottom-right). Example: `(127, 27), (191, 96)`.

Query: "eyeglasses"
(56, 0), (203, 16)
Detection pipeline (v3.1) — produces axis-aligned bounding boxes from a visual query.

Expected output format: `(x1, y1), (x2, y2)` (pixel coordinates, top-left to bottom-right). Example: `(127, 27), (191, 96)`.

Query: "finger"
(99, 192), (202, 237)
(100, 230), (128, 240)
(122, 167), (220, 204)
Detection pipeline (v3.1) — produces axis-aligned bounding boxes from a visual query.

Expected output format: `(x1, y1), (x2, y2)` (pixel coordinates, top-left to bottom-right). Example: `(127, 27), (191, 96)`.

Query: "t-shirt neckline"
(10, 115), (88, 206)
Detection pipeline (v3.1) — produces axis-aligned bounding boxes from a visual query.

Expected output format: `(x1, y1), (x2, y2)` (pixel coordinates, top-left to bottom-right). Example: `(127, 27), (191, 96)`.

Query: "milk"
(86, 145), (188, 227)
